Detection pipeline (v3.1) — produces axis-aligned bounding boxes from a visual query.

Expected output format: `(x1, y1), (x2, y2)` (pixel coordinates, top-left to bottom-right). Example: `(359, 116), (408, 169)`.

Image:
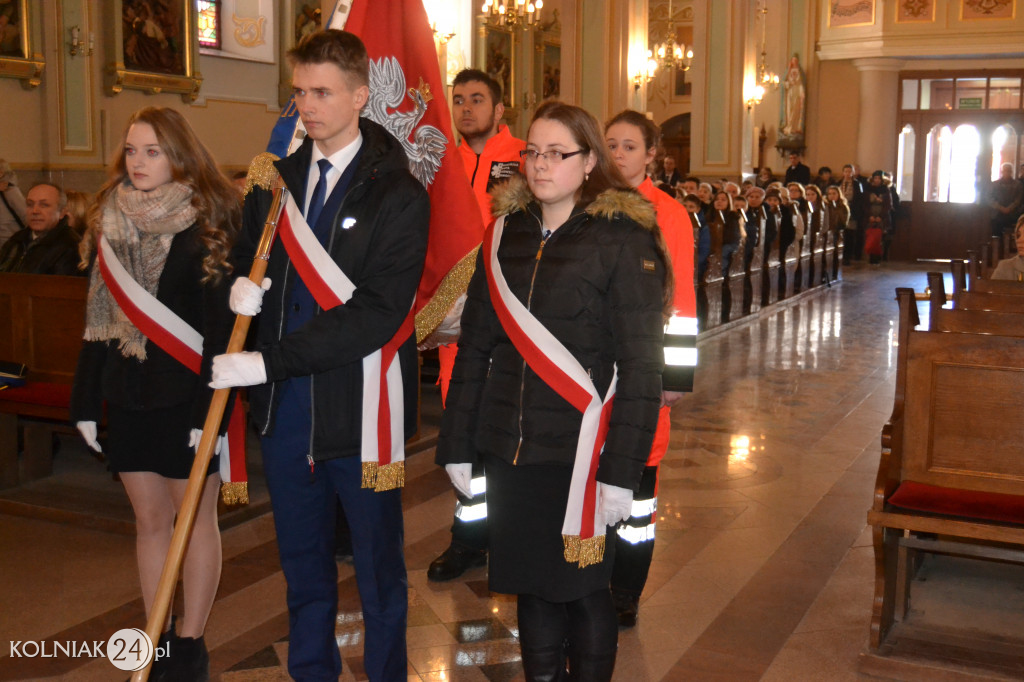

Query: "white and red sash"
(97, 236), (249, 503)
(277, 193), (411, 491)
(483, 216), (618, 568)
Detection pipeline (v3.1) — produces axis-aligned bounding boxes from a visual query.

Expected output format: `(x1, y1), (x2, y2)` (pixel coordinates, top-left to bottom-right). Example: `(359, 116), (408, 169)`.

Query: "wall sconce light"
(633, 54), (658, 92)
(745, 84), (765, 110)
(68, 25), (94, 57)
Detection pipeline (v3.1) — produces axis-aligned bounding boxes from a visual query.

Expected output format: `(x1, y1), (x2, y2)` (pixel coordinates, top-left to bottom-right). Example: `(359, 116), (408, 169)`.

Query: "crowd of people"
(650, 151), (904, 277)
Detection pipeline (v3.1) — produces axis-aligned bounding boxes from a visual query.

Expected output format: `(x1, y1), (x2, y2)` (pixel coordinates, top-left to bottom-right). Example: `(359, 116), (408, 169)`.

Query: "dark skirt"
(484, 454), (616, 603)
(106, 403), (218, 479)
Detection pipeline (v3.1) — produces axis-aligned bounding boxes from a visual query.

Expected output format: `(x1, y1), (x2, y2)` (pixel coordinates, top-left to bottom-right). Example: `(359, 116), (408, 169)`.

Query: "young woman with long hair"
(437, 102), (671, 681)
(71, 106), (240, 681)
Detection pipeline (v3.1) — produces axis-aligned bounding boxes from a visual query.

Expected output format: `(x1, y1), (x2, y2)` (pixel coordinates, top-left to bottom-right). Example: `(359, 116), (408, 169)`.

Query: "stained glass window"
(197, 0), (220, 49)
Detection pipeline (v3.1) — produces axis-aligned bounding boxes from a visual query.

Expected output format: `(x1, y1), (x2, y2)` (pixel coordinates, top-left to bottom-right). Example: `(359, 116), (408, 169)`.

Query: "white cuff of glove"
(229, 276), (271, 317)
(597, 482), (633, 527)
(188, 428), (225, 455)
(445, 462), (473, 498)
(210, 351), (267, 389)
(76, 420), (102, 453)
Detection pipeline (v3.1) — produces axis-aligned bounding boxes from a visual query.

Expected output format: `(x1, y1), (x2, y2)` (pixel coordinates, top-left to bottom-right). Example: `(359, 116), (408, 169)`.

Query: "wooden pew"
(927, 271), (1024, 318)
(867, 288), (1024, 654)
(0, 273), (88, 488)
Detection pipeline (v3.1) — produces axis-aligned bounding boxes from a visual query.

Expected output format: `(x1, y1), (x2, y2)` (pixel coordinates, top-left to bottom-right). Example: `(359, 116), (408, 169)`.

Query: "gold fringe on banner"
(244, 152), (281, 196)
(220, 482), (249, 505)
(414, 247), (480, 343)
(563, 534), (606, 568)
(360, 461), (406, 491)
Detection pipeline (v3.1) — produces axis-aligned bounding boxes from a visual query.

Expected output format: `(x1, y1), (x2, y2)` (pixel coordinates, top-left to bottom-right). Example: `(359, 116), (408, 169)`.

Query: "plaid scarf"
(84, 182), (197, 360)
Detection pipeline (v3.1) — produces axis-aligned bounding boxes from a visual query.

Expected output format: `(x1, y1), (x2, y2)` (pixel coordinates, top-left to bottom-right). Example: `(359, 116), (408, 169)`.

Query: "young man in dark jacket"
(211, 30), (429, 681)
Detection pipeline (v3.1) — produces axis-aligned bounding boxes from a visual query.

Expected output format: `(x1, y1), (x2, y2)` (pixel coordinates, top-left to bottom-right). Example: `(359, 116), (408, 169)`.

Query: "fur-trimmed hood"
(491, 174), (658, 233)
(490, 174), (674, 318)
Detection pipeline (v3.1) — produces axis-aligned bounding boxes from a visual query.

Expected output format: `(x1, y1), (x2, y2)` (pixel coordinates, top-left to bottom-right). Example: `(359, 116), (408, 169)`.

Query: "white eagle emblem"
(362, 56), (448, 188)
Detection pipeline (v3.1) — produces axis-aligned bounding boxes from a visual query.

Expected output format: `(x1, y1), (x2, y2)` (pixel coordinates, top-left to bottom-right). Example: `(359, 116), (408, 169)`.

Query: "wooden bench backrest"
(0, 273), (87, 384)
(956, 290), (1024, 313)
(931, 307), (1024, 337)
(896, 291), (1024, 496)
(973, 279), (1024, 295)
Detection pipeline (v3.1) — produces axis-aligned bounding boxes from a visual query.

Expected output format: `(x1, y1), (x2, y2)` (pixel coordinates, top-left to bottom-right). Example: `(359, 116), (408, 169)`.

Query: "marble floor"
(2, 263), (1021, 681)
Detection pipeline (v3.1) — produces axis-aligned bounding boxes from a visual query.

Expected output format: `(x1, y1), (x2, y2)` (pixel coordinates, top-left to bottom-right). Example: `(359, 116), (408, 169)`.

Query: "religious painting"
(0, 0), (43, 88)
(106, 0), (201, 102)
(828, 0), (875, 28)
(961, 0), (1015, 19)
(896, 0), (935, 22)
(483, 26), (513, 108)
(294, 2), (321, 44)
(540, 40), (560, 101)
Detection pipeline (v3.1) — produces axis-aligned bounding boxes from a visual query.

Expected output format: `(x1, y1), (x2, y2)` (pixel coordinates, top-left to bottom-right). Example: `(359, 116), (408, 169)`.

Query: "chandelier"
(481, 0), (544, 29)
(747, 0), (778, 107)
(651, 0), (693, 72)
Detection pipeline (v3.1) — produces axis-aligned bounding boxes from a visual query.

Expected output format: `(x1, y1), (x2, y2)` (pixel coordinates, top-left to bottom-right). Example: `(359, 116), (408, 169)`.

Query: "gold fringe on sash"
(361, 461), (406, 492)
(562, 533), (606, 568)
(220, 481), (249, 505)
(414, 247), (480, 343)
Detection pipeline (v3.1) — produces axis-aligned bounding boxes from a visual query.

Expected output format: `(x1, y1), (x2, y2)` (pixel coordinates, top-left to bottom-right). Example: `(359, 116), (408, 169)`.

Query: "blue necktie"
(305, 158), (332, 228)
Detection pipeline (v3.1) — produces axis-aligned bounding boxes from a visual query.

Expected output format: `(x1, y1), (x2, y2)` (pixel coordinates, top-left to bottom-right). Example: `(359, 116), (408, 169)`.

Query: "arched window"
(197, 0), (221, 50)
(992, 124), (1018, 180)
(896, 124), (915, 202)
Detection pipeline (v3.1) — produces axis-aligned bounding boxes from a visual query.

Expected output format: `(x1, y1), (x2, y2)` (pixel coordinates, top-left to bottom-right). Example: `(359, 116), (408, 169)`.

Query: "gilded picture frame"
(105, 0), (202, 102)
(482, 25), (514, 108)
(539, 39), (560, 101)
(0, 0), (44, 89)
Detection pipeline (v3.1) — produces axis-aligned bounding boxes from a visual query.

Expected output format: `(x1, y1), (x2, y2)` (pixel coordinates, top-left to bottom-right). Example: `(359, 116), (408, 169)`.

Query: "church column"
(852, 58), (903, 174)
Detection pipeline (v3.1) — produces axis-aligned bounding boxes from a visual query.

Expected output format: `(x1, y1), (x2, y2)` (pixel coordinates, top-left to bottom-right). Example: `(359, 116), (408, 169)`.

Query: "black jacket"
(436, 177), (667, 491)
(71, 225), (234, 430)
(0, 219), (82, 276)
(234, 118), (429, 460)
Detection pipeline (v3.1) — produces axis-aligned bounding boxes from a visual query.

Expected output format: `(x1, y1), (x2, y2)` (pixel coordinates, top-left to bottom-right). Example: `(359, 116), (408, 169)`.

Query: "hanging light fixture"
(481, 0), (544, 30)
(651, 0), (693, 72)
(755, 0), (779, 93)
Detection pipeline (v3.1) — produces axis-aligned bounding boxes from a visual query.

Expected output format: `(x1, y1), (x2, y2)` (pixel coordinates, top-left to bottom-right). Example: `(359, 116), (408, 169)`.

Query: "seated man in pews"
(0, 182), (83, 276)
(990, 215), (1024, 282)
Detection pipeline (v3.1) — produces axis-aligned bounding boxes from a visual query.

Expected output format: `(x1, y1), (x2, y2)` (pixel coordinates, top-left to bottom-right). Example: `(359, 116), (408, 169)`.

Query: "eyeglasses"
(520, 149), (587, 163)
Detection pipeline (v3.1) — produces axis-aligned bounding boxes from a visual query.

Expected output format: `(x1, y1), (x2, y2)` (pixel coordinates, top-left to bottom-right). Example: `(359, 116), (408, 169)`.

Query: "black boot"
(427, 542), (487, 581)
(167, 635), (208, 682)
(611, 591), (639, 628)
(521, 643), (568, 682)
(148, 617), (177, 682)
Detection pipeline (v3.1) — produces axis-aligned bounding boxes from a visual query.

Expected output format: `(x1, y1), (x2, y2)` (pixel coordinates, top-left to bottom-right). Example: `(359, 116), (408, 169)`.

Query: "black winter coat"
(0, 219), (82, 276)
(436, 178), (668, 491)
(234, 118), (429, 460)
(71, 225), (234, 430)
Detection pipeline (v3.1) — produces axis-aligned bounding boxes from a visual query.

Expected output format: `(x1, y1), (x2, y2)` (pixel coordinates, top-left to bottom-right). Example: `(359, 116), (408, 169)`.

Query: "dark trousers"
(261, 381), (408, 682)
(449, 461), (488, 550)
(610, 465), (658, 597)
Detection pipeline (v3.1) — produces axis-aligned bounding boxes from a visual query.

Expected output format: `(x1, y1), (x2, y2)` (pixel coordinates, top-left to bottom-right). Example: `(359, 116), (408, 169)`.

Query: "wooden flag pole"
(131, 185), (287, 682)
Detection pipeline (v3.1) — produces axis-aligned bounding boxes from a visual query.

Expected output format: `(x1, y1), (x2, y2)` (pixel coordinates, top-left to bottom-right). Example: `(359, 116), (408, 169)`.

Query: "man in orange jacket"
(428, 68), (525, 582)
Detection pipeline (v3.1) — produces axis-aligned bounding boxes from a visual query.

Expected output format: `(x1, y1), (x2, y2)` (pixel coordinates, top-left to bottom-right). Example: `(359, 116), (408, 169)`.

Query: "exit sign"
(959, 97), (983, 109)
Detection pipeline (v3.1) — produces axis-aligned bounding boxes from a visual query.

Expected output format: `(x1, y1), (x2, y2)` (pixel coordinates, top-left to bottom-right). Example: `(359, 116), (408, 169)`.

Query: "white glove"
(210, 351), (267, 389)
(445, 463), (473, 498)
(597, 482), (633, 527)
(77, 421), (102, 453)
(188, 428), (225, 455)
(229, 276), (271, 316)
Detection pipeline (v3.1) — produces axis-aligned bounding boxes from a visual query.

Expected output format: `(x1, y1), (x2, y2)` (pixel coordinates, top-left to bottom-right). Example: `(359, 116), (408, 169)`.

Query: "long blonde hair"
(81, 107), (240, 282)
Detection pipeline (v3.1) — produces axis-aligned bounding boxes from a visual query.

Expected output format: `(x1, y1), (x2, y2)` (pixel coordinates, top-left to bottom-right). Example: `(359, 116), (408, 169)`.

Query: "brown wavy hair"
(81, 107), (241, 283)
(530, 101), (634, 207)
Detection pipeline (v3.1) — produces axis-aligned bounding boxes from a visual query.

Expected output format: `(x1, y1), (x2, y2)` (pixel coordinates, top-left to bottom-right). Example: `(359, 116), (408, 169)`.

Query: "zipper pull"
(307, 454), (315, 482)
